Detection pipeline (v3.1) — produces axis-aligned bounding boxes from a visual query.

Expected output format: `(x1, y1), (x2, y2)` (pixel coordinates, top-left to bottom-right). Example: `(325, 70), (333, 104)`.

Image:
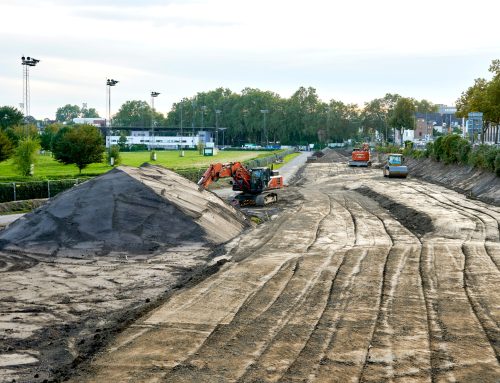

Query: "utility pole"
(260, 109), (269, 147)
(215, 109), (221, 148)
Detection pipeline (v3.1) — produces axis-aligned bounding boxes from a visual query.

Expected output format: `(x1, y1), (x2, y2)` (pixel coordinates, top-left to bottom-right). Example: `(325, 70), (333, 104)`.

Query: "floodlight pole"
(260, 109), (269, 147)
(21, 56), (40, 118)
(150, 91), (160, 152)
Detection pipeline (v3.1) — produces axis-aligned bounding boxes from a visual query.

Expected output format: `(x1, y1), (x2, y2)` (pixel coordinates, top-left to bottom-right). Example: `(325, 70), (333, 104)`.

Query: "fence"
(0, 179), (85, 203)
(0, 149), (297, 203)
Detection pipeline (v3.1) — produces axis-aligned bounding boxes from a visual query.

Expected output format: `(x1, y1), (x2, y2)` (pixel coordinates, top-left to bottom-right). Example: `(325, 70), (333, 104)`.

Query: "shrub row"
(406, 135), (500, 176)
(0, 179), (87, 203)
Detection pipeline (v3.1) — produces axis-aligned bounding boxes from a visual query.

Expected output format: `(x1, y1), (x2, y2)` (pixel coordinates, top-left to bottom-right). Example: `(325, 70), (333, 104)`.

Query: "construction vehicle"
(348, 143), (371, 167)
(383, 153), (408, 178)
(197, 162), (284, 206)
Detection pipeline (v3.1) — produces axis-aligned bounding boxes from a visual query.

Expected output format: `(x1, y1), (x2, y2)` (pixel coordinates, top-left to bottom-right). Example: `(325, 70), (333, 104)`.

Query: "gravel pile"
(0, 164), (249, 257)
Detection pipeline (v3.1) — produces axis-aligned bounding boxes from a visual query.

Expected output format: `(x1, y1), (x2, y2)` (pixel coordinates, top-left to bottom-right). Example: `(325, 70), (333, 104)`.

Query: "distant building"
(73, 118), (106, 127)
(105, 130), (214, 150)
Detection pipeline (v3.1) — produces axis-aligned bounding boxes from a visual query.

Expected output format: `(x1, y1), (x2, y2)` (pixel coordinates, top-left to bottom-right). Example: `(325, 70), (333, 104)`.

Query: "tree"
(0, 131), (14, 162)
(53, 124), (104, 173)
(56, 104), (81, 123)
(81, 107), (100, 118)
(388, 98), (416, 145)
(40, 123), (62, 152)
(13, 137), (40, 176)
(0, 106), (24, 130)
(113, 100), (165, 127)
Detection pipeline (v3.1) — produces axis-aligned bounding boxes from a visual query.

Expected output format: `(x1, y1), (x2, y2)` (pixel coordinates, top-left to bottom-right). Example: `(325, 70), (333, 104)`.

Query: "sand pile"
(0, 164), (249, 257)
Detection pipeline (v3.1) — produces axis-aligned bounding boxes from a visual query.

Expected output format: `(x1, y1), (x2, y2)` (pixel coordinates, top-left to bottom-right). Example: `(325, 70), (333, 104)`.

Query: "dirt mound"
(406, 157), (500, 206)
(0, 164), (249, 257)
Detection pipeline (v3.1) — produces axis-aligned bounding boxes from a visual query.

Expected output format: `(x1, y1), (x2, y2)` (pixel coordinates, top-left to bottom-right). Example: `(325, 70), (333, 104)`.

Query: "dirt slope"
(407, 157), (500, 206)
(69, 151), (500, 382)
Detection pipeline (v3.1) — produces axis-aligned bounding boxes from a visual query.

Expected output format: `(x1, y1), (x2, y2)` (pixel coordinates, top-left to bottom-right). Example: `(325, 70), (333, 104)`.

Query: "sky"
(1, 0), (499, 120)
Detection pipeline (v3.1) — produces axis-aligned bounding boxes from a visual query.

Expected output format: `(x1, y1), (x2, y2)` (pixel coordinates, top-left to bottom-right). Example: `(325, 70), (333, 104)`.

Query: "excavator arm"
(197, 162), (252, 190)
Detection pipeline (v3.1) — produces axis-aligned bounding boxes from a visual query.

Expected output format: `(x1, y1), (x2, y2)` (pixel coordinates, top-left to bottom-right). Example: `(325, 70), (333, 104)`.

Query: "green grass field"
(0, 150), (283, 182)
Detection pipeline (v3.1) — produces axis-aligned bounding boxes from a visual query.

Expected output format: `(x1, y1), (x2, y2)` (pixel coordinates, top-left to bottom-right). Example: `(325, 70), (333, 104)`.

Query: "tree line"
(456, 59), (500, 143)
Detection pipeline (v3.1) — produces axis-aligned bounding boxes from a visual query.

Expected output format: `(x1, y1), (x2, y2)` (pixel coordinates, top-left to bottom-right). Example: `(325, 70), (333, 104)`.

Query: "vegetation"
(405, 134), (500, 175)
(52, 124), (104, 173)
(107, 145), (121, 166)
(113, 100), (166, 128)
(13, 137), (40, 176)
(55, 104), (100, 123)
(0, 131), (14, 162)
(456, 59), (500, 143)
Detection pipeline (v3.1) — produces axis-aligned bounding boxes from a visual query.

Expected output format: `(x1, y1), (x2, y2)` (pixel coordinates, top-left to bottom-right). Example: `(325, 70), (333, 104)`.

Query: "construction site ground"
(2, 150), (500, 382)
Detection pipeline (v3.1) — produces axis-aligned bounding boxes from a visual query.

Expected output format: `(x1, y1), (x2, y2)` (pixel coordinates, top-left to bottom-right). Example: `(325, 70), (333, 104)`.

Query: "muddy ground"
(1, 151), (499, 382)
(64, 150), (499, 382)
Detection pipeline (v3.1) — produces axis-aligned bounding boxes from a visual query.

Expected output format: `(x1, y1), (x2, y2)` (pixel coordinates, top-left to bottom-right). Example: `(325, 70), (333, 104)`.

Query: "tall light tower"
(150, 91), (160, 153)
(260, 109), (269, 147)
(106, 78), (118, 158)
(215, 109), (221, 148)
(106, 79), (119, 127)
(21, 56), (40, 117)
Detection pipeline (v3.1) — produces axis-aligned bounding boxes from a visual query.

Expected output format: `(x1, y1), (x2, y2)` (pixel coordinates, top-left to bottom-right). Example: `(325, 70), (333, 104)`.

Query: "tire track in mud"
(401, 183), (500, 362)
(161, 192), (336, 382)
(369, 180), (500, 380)
(278, 192), (392, 382)
(354, 197), (431, 382)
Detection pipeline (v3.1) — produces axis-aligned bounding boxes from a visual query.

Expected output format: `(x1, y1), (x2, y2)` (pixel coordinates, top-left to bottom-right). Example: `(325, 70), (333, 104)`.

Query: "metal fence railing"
(0, 179), (86, 203)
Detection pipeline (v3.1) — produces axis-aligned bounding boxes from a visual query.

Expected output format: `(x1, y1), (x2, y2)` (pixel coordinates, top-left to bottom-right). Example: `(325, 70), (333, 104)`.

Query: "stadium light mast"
(21, 56), (40, 117)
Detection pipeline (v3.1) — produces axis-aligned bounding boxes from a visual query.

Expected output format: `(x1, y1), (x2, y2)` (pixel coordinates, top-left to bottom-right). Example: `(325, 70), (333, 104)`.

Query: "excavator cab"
(249, 168), (271, 194)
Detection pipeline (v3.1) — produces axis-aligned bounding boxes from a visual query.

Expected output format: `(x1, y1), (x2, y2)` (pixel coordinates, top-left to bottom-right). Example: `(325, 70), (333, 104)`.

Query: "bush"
(13, 137), (40, 176)
(468, 144), (498, 171)
(495, 152), (500, 176)
(106, 145), (121, 166)
(0, 131), (14, 162)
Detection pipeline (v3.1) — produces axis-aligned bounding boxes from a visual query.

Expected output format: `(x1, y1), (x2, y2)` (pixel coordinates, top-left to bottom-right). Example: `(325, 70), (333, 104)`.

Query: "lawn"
(0, 150), (282, 181)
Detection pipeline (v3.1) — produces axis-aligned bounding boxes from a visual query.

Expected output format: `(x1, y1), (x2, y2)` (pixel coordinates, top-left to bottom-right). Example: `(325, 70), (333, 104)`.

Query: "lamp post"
(150, 91), (160, 155)
(201, 105), (207, 129)
(106, 78), (118, 163)
(215, 109), (221, 148)
(260, 109), (269, 147)
(21, 56), (40, 118)
(180, 101), (184, 155)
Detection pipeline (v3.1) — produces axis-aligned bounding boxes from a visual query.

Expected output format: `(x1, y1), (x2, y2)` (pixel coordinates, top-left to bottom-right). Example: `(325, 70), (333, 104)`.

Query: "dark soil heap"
(0, 164), (249, 257)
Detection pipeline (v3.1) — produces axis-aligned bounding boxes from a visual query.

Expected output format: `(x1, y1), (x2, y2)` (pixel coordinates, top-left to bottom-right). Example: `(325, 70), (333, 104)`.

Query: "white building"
(106, 130), (213, 150)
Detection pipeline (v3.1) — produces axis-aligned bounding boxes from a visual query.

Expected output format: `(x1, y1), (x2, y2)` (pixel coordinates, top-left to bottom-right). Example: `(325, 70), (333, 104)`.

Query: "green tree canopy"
(0, 131), (14, 162)
(40, 123), (63, 152)
(56, 104), (81, 123)
(0, 106), (24, 130)
(388, 98), (416, 144)
(114, 100), (165, 127)
(53, 124), (104, 172)
(13, 137), (40, 176)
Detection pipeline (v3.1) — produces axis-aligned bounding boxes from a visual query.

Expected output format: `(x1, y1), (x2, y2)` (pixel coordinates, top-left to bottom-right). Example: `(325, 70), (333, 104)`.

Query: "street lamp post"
(21, 56), (40, 118)
(260, 109), (269, 147)
(201, 105), (207, 129)
(150, 91), (160, 156)
(106, 78), (118, 164)
(215, 109), (221, 148)
(180, 101), (184, 155)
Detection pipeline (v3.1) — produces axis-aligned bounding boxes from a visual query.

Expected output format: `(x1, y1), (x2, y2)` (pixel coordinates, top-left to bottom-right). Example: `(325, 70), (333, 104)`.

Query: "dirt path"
(70, 151), (500, 382)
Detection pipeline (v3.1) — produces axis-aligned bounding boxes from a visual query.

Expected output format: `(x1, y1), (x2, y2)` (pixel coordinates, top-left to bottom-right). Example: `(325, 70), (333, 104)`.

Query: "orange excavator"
(197, 162), (284, 206)
(348, 142), (371, 167)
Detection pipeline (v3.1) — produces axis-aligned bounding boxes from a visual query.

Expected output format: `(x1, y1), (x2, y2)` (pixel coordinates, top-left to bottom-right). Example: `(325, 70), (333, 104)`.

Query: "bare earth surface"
(66, 151), (500, 382)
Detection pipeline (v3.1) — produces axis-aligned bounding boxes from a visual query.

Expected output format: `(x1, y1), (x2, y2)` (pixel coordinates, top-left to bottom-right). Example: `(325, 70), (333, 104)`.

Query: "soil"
(2, 152), (499, 383)
(65, 149), (500, 383)
(406, 157), (500, 206)
(0, 164), (249, 383)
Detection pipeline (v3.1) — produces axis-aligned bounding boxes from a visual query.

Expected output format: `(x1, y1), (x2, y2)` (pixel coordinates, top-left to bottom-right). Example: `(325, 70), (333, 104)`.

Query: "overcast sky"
(1, 0), (499, 119)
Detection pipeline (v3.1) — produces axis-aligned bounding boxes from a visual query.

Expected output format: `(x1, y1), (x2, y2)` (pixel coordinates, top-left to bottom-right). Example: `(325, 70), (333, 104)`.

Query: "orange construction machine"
(198, 162), (284, 206)
(348, 143), (371, 167)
